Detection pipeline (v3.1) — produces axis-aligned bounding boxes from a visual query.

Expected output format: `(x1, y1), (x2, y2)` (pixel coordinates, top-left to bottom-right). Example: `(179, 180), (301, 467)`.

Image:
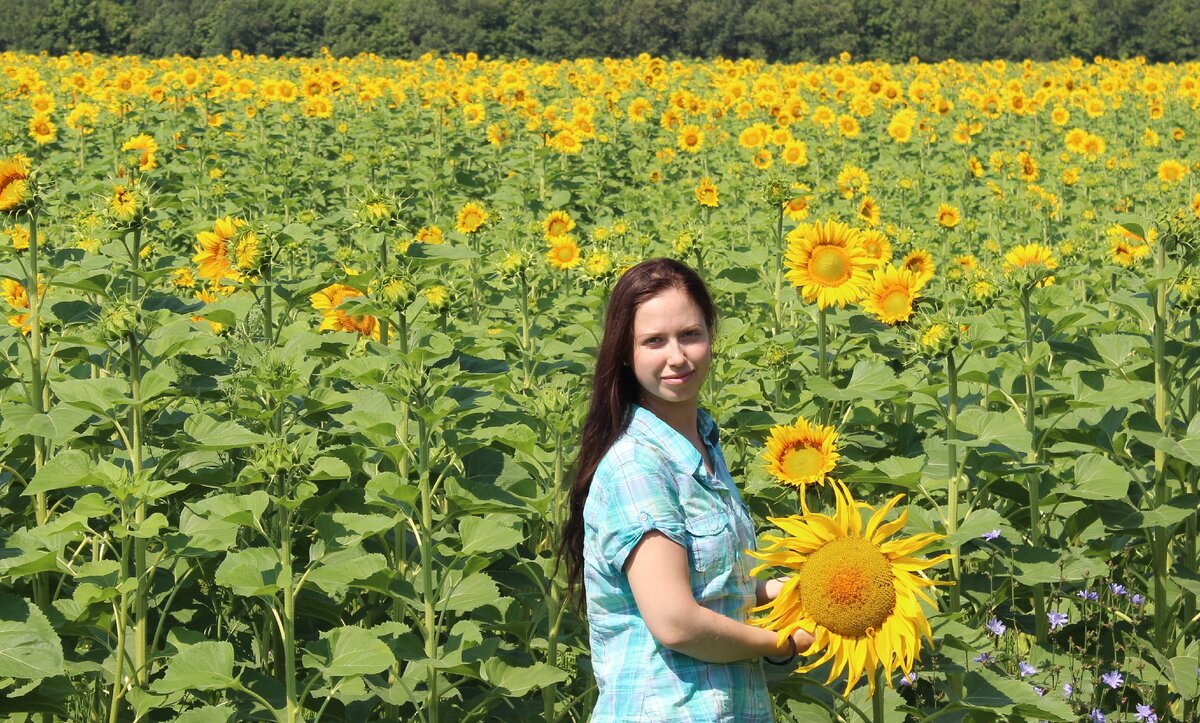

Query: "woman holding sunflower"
(559, 258), (812, 721)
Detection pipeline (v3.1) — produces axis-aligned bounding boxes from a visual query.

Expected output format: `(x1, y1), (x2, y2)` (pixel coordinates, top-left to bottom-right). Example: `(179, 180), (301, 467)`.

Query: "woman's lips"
(662, 370), (693, 385)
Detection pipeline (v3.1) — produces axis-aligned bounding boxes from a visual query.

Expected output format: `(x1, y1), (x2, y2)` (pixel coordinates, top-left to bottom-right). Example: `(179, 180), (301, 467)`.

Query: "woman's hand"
(755, 575), (791, 606)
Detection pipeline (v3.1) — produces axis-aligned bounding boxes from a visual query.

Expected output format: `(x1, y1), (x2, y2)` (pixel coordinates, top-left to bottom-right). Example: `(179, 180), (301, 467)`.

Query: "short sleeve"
(590, 441), (686, 576)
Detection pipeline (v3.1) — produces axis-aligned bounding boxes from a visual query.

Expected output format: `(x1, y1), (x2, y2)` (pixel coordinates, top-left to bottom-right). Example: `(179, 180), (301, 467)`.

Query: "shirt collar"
(629, 404), (721, 485)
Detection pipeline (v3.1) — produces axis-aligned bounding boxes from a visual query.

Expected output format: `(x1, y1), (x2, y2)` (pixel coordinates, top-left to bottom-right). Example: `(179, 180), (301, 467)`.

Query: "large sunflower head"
(309, 282), (379, 339)
(747, 482), (952, 695)
(784, 219), (878, 309)
(1002, 242), (1057, 278)
(0, 155), (33, 213)
(763, 417), (839, 488)
(862, 265), (921, 325)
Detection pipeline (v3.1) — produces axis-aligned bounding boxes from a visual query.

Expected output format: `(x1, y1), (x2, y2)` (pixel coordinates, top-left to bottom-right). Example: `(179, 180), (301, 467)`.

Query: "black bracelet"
(763, 635), (797, 666)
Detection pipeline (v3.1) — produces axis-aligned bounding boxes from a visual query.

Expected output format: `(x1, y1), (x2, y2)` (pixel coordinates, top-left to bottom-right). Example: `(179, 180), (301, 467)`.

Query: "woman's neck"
(638, 396), (699, 440)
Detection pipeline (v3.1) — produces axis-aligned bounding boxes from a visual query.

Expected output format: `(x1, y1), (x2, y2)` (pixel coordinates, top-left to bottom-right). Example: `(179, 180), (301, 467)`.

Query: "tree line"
(2, 0), (1199, 62)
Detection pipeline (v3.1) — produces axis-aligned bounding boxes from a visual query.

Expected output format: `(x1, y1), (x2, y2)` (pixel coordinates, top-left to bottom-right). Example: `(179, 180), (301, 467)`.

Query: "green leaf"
(442, 571), (501, 613)
(0, 594), (64, 679)
(303, 626), (395, 678)
(23, 450), (95, 496)
(1060, 454), (1130, 501)
(1100, 494), (1198, 530)
(1011, 546), (1107, 585)
(957, 667), (1072, 720)
(405, 243), (477, 262)
(214, 548), (282, 597)
(154, 641), (237, 693)
(807, 361), (903, 402)
(1168, 654), (1199, 699)
(51, 377), (132, 414)
(174, 706), (237, 723)
(955, 408), (1032, 455)
(306, 548), (388, 597)
(943, 508), (1008, 548)
(480, 659), (569, 696)
(183, 415), (270, 450)
(459, 514), (523, 556)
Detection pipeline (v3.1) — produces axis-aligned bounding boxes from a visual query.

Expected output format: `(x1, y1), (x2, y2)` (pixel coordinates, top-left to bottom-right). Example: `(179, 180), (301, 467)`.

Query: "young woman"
(559, 258), (813, 721)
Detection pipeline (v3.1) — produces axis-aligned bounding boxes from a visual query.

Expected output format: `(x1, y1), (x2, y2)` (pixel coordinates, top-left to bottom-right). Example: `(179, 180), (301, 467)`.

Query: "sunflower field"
(1, 49), (1199, 723)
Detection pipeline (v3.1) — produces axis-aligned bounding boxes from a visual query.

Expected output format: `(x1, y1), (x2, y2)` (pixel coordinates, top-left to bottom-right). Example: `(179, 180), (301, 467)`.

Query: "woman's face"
(630, 287), (711, 410)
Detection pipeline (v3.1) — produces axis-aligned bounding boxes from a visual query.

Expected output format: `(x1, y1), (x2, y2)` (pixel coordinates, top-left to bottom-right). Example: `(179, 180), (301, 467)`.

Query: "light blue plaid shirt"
(583, 404), (772, 722)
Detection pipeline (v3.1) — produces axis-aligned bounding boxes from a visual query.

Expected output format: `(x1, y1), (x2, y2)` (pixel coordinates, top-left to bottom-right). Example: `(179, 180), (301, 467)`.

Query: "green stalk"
(543, 437), (565, 723)
(128, 226), (149, 687)
(27, 207), (50, 610)
(378, 237), (389, 345)
(817, 306), (828, 381)
(1021, 287), (1047, 644)
(772, 203), (785, 334)
(418, 415), (438, 722)
(390, 311), (410, 703)
(872, 668), (885, 722)
(1150, 235), (1170, 714)
(108, 504), (132, 723)
(519, 273), (532, 389)
(278, 471), (299, 722)
(945, 350), (961, 601)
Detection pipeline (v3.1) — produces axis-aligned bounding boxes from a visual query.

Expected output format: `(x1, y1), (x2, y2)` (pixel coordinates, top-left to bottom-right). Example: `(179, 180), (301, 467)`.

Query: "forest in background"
(2, 0), (1200, 62)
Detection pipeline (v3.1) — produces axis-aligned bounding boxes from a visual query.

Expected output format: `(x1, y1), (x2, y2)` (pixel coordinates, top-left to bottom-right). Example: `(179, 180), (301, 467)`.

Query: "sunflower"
(836, 165), (870, 199)
(4, 225), (30, 251)
(784, 220), (877, 309)
(1109, 238), (1149, 266)
(1158, 159), (1188, 184)
(899, 249), (935, 289)
(677, 124), (704, 153)
(193, 216), (242, 284)
(858, 230), (892, 264)
(122, 134), (158, 172)
(1003, 243), (1057, 274)
(546, 236), (582, 270)
(109, 184), (146, 225)
(415, 225), (444, 245)
(28, 115), (57, 145)
(935, 204), (960, 229)
(695, 177), (719, 208)
(543, 210), (575, 240)
(0, 155), (32, 213)
(456, 202), (488, 234)
(858, 196), (880, 227)
(747, 482), (951, 695)
(784, 195), (811, 221)
(837, 115), (860, 139)
(781, 141), (808, 166)
(862, 265), (921, 325)
(310, 283), (378, 339)
(752, 149), (773, 170)
(762, 417), (839, 488)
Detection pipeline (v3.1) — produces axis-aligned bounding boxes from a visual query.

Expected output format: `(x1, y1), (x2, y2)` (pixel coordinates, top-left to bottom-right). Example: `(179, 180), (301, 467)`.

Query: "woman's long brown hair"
(558, 258), (717, 607)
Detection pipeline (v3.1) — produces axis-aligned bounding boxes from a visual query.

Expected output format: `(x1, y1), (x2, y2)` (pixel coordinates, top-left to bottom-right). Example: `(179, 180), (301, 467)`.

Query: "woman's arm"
(625, 531), (812, 664)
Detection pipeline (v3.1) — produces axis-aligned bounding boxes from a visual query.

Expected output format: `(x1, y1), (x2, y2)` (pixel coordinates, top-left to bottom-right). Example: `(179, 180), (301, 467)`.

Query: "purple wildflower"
(1019, 661), (1037, 677)
(1089, 710), (1106, 723)
(1135, 704), (1157, 723)
(1032, 685), (1045, 696)
(1110, 583), (1127, 596)
(986, 618), (1006, 636)
(1062, 682), (1074, 697)
(973, 652), (994, 665)
(1076, 589), (1099, 601)
(1100, 670), (1123, 689)
(982, 529), (1002, 541)
(1047, 611), (1068, 630)
(1131, 593), (1146, 605)
(899, 671), (917, 686)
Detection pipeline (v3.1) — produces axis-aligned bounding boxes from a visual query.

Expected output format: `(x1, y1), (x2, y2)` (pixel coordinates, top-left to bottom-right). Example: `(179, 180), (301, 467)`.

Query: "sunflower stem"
(378, 237), (389, 345)
(872, 668), (885, 722)
(772, 202), (785, 335)
(817, 306), (829, 381)
(1021, 286), (1047, 644)
(1150, 229), (1170, 714)
(27, 206), (51, 611)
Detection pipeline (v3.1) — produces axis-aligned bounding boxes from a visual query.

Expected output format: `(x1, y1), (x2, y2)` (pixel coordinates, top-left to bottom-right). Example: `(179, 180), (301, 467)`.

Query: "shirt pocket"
(685, 510), (734, 573)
